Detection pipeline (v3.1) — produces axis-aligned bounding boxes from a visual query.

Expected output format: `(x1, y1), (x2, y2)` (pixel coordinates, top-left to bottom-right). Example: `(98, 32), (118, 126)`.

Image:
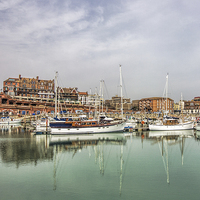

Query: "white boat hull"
(149, 121), (194, 131)
(50, 122), (126, 134)
(0, 118), (22, 124)
(194, 124), (200, 131)
(124, 122), (136, 129)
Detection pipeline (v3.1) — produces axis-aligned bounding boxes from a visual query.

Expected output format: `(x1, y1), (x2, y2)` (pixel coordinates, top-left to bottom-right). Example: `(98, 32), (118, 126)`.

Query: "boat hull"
(194, 124), (200, 131)
(50, 122), (126, 134)
(149, 121), (194, 131)
(0, 119), (22, 124)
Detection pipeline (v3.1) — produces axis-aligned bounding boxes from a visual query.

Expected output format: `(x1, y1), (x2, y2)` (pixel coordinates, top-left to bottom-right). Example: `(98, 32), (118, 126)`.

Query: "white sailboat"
(149, 75), (194, 131)
(49, 66), (126, 134)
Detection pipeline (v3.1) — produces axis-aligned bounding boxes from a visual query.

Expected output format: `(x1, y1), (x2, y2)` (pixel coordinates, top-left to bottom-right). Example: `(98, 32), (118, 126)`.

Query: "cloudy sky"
(1, 0), (200, 102)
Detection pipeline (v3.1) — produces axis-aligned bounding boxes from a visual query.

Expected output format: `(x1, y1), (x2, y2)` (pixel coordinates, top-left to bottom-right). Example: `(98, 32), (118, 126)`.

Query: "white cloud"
(1, 0), (200, 102)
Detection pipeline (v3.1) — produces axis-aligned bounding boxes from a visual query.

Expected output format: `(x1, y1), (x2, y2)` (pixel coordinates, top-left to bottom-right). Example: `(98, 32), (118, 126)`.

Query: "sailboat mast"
(99, 80), (104, 114)
(166, 73), (168, 114)
(181, 92), (184, 123)
(95, 87), (98, 119)
(119, 65), (123, 120)
(102, 80), (104, 114)
(55, 71), (58, 117)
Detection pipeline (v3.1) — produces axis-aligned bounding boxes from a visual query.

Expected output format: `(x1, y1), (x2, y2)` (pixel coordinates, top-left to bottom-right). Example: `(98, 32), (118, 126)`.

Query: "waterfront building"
(132, 100), (139, 111)
(139, 97), (174, 113)
(2, 75), (91, 115)
(78, 92), (89, 105)
(173, 102), (180, 114)
(3, 75), (54, 99)
(0, 92), (91, 116)
(184, 97), (200, 114)
(105, 95), (132, 111)
(58, 87), (79, 103)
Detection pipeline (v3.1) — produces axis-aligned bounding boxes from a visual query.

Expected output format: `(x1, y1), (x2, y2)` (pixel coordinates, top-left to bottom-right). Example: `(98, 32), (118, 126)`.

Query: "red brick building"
(139, 97), (174, 113)
(3, 75), (54, 99)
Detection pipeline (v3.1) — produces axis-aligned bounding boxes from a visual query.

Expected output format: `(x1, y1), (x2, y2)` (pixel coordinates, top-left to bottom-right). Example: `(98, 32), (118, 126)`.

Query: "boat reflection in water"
(148, 130), (194, 184)
(49, 133), (126, 146)
(46, 133), (127, 192)
(0, 124), (23, 134)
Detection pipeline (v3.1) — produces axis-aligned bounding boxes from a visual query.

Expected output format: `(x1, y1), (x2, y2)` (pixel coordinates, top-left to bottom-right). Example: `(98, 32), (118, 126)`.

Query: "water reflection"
(148, 130), (194, 184)
(42, 133), (127, 192)
(1, 126), (200, 199)
(0, 124), (53, 168)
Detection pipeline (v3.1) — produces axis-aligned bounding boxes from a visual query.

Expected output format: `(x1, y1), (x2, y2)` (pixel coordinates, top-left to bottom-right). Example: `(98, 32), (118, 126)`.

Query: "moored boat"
(49, 116), (126, 134)
(194, 121), (200, 131)
(149, 116), (194, 131)
(0, 116), (22, 124)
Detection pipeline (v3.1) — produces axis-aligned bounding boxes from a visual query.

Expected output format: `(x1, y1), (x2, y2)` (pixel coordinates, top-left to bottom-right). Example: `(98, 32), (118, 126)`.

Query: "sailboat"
(49, 66), (126, 134)
(149, 75), (194, 131)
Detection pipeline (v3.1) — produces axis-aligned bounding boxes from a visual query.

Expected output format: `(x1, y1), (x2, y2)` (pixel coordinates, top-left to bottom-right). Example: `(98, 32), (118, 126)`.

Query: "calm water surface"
(0, 125), (200, 200)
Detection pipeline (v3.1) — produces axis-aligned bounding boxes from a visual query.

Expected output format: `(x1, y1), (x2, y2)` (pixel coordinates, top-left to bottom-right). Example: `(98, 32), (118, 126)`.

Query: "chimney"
(19, 74), (21, 79)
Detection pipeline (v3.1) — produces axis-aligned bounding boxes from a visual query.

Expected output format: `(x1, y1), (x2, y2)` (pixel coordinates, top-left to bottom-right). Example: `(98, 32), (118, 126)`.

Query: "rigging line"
(103, 81), (110, 100)
(116, 75), (128, 98)
(122, 74), (128, 98)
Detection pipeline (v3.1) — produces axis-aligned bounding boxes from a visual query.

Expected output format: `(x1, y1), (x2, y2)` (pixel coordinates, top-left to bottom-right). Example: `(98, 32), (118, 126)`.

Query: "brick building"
(184, 97), (200, 114)
(59, 87), (79, 102)
(139, 97), (174, 113)
(3, 75), (54, 99)
(105, 95), (132, 111)
(132, 100), (139, 111)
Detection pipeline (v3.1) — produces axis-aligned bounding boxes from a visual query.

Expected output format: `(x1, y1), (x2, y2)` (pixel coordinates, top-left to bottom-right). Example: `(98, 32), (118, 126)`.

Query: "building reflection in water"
(0, 125), (53, 168)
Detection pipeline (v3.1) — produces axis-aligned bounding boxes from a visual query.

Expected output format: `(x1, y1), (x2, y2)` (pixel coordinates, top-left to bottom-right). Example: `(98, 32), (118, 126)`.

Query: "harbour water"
(0, 125), (200, 200)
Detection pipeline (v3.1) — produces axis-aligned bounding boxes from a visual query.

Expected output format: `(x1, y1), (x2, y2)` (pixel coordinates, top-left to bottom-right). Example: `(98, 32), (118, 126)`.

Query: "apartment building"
(3, 75), (54, 99)
(139, 97), (174, 113)
(184, 97), (200, 114)
(105, 95), (132, 111)
(58, 87), (79, 102)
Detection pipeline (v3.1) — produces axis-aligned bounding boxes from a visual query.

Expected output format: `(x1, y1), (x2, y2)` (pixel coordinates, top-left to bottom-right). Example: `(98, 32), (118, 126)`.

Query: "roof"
(79, 92), (88, 95)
